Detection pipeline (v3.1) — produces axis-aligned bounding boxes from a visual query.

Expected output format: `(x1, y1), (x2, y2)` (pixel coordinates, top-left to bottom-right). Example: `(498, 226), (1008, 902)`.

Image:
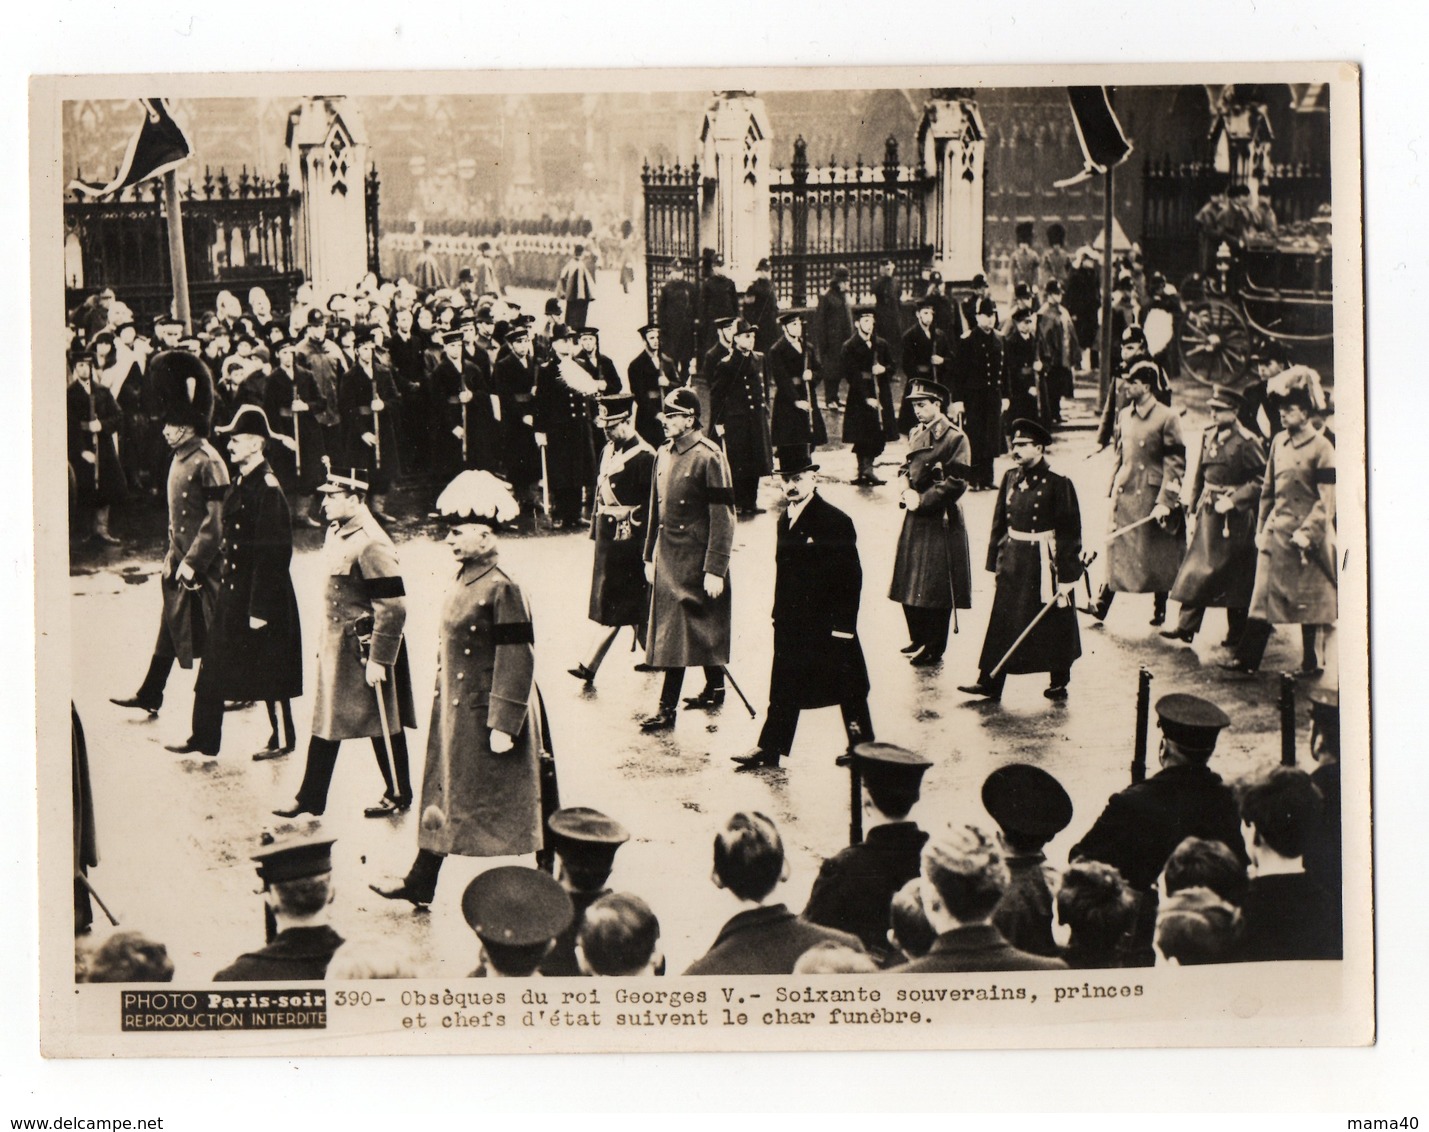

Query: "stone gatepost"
(287, 97), (371, 302)
(699, 91), (773, 286)
(919, 91), (987, 284)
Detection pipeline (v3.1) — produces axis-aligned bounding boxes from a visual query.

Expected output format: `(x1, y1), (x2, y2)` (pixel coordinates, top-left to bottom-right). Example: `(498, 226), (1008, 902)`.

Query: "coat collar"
(926, 923), (1006, 954)
(672, 428), (704, 455)
(460, 553), (500, 585)
(710, 903), (794, 947)
(864, 821), (928, 849)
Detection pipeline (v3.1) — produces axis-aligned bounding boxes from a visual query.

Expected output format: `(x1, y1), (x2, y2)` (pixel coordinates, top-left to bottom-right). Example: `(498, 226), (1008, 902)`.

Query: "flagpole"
(1098, 164), (1115, 405)
(163, 170), (192, 335)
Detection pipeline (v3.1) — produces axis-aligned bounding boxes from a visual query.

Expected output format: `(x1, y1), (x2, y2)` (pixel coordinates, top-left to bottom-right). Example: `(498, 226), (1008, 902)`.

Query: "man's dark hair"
(1156, 887), (1242, 965)
(85, 931), (175, 983)
(1239, 767), (1323, 859)
(1163, 837), (1248, 905)
(482, 940), (550, 977)
(713, 812), (784, 902)
(1056, 861), (1136, 953)
(889, 878), (935, 958)
(921, 825), (1009, 924)
(271, 874), (332, 918)
(578, 893), (660, 976)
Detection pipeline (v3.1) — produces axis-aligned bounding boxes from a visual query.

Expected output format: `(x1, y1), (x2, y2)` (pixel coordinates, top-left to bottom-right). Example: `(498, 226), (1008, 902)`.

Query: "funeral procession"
(55, 82), (1355, 995)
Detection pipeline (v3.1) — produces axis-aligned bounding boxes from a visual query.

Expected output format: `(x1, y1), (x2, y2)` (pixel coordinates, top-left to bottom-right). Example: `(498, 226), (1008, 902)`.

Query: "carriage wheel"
(1176, 298), (1251, 388)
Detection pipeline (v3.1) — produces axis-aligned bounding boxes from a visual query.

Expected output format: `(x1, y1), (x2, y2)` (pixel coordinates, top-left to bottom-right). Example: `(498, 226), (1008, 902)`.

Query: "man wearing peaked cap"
(337, 324), (403, 521)
(699, 314), (737, 388)
(803, 744), (930, 963)
(463, 866), (574, 977)
(953, 294), (1009, 490)
(539, 807), (632, 976)
(767, 309), (827, 450)
(166, 406), (303, 759)
(731, 444), (872, 773)
(983, 764), (1074, 957)
(1069, 692), (1245, 965)
(709, 317), (774, 513)
(626, 322), (681, 448)
(213, 829), (344, 982)
(274, 460), (417, 816)
(841, 308), (899, 485)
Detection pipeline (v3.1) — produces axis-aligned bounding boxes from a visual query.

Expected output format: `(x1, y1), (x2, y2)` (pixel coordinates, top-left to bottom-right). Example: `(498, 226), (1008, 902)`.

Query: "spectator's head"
(712, 812), (787, 903)
(547, 807), (630, 894)
(1056, 862), (1136, 956)
(793, 942), (878, 975)
(1162, 837), (1248, 906)
(1155, 887), (1242, 965)
(888, 877), (936, 960)
(326, 939), (419, 979)
(462, 867), (574, 978)
(251, 830), (336, 925)
(577, 893), (663, 976)
(920, 824), (1010, 929)
(1155, 694), (1231, 766)
(1239, 766), (1323, 864)
(853, 743), (931, 823)
(84, 931), (175, 983)
(981, 763), (1073, 854)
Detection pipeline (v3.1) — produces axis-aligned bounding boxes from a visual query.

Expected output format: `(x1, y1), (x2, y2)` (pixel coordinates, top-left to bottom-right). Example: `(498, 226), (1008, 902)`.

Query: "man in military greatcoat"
(656, 258), (698, 382)
(953, 296), (1009, 490)
(1036, 280), (1080, 426)
(1004, 306), (1047, 430)
(292, 310), (345, 466)
(492, 326), (543, 513)
(568, 396), (657, 686)
(274, 464), (416, 819)
(626, 323), (681, 449)
(888, 380), (973, 669)
(698, 251), (739, 359)
(709, 318), (774, 513)
(841, 309), (898, 486)
(730, 446), (871, 771)
(534, 326), (601, 528)
(958, 418), (1084, 701)
(110, 384), (229, 718)
(767, 312), (826, 450)
(573, 327), (623, 399)
(67, 345), (127, 544)
(745, 257), (781, 352)
(1161, 386), (1267, 650)
(896, 296), (951, 434)
(1084, 361), (1187, 628)
(165, 406), (303, 759)
(638, 388), (736, 731)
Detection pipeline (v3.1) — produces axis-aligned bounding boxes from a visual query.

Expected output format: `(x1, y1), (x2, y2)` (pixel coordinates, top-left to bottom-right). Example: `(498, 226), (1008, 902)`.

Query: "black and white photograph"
(31, 61), (1370, 1064)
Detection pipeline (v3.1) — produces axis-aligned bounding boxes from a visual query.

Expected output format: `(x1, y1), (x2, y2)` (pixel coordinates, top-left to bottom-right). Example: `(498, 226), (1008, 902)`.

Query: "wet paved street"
(69, 402), (1323, 980)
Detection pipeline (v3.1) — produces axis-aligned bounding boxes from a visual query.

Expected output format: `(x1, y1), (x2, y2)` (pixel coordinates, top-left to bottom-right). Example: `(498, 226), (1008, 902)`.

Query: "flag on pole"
(1054, 86), (1133, 187)
(68, 98), (192, 198)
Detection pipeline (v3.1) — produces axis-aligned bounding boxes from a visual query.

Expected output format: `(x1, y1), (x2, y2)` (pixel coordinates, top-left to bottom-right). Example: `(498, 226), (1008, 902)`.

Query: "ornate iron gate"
(641, 159), (702, 323)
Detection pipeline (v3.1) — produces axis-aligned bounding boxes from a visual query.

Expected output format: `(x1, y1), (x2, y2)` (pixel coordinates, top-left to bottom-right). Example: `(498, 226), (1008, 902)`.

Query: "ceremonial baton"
(720, 665), (758, 719)
(988, 581), (1077, 678)
(1105, 513), (1161, 544)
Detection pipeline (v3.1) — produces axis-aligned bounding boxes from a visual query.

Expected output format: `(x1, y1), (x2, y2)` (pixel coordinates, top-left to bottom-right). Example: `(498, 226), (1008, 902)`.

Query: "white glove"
(249, 616), (268, 630)
(795, 400), (810, 411)
(452, 425), (465, 439)
(872, 364), (886, 376)
(175, 561), (195, 583)
(80, 451), (96, 465)
(88, 420), (103, 433)
(489, 730), (515, 753)
(1150, 504), (1172, 522)
(458, 390), (473, 403)
(291, 398), (309, 412)
(1213, 495), (1236, 515)
(370, 398), (385, 412)
(365, 660), (387, 686)
(1290, 530), (1312, 550)
(901, 489), (921, 511)
(362, 431), (377, 448)
(535, 432), (548, 448)
(1001, 398), (1011, 412)
(931, 354), (945, 366)
(703, 573), (725, 599)
(644, 561), (655, 585)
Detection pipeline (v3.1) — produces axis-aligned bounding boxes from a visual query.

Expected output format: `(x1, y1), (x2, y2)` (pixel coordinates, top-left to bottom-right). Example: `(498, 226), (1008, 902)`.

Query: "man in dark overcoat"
(337, 327), (402, 519)
(292, 310), (345, 466)
(698, 252), (739, 358)
(959, 418), (1084, 701)
(888, 380), (973, 668)
(896, 296), (952, 434)
(744, 258), (781, 352)
(67, 345), (127, 543)
(639, 388), (736, 731)
(261, 339), (326, 528)
(953, 296), (1009, 490)
(534, 327), (601, 527)
(166, 406), (303, 759)
(656, 259), (698, 381)
(872, 258), (904, 360)
(429, 329), (495, 483)
(626, 323), (681, 449)
(813, 266), (855, 408)
(274, 464), (416, 819)
(491, 326), (543, 513)
(841, 309), (898, 486)
(1004, 306), (1048, 429)
(730, 446), (872, 771)
(573, 327), (623, 399)
(1162, 386), (1267, 650)
(709, 318), (774, 513)
(766, 312), (826, 449)
(109, 391), (229, 718)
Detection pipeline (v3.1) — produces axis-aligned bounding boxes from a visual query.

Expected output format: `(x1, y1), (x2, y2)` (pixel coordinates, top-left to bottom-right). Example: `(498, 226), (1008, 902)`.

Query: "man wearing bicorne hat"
(959, 417), (1084, 702)
(274, 462), (417, 817)
(731, 445), (871, 772)
(626, 322), (681, 449)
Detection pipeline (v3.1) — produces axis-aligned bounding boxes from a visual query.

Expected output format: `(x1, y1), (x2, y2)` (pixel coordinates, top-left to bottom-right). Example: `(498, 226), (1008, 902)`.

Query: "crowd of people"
(69, 229), (1341, 982)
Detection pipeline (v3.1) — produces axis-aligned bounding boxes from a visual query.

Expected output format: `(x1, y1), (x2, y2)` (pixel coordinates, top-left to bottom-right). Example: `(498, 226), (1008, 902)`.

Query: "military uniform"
(337, 361), (403, 494)
(533, 352), (599, 525)
(657, 274), (697, 379)
(261, 362), (326, 497)
(953, 325), (1008, 489)
(709, 345), (774, 510)
(1105, 397), (1187, 593)
(803, 822), (927, 964)
(589, 431), (656, 628)
(293, 334), (345, 457)
(492, 346), (542, 504)
(626, 345), (680, 449)
(766, 330), (826, 448)
(68, 376), (127, 509)
(152, 439), (229, 668)
(897, 321), (952, 433)
(213, 926), (345, 982)
(814, 282), (854, 405)
(840, 330), (898, 475)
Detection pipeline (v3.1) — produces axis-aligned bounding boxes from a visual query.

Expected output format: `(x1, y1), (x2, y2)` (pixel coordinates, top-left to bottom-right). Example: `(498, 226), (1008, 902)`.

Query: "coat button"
(464, 648), (471, 655)
(452, 697), (460, 705)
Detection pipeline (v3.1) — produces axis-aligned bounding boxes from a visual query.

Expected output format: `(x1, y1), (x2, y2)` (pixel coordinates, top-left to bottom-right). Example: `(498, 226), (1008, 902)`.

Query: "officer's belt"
(1008, 529), (1055, 543)
(1007, 529), (1055, 601)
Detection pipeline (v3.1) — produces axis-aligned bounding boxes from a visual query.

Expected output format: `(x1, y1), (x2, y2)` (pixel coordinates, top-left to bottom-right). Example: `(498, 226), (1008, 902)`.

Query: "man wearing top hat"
(568, 395), (657, 686)
(626, 323), (681, 449)
(166, 406), (303, 759)
(213, 828), (344, 982)
(534, 325), (601, 528)
(657, 259), (697, 382)
(461, 867), (574, 978)
(814, 266), (855, 409)
(110, 380), (230, 718)
(337, 325), (402, 522)
(953, 295), (1010, 491)
(767, 312), (827, 450)
(1004, 306), (1046, 430)
(709, 318), (775, 514)
(1069, 693), (1246, 963)
(745, 258), (781, 352)
(959, 418), (1084, 702)
(372, 472), (553, 907)
(841, 309), (899, 487)
(897, 295), (952, 435)
(274, 463), (417, 819)
(888, 379), (973, 668)
(638, 387), (735, 731)
(731, 446), (871, 772)
(802, 743), (930, 963)
(539, 807), (631, 976)
(1161, 386), (1267, 650)
(983, 763), (1075, 957)
(492, 325), (543, 512)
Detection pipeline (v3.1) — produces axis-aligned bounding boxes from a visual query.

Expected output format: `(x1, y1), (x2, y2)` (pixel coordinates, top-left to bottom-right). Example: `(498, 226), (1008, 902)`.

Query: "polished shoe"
(93, 531), (121, 546)
(899, 642), (922, 655)
(109, 695), (160, 717)
(1217, 660), (1259, 676)
(224, 700), (256, 712)
(862, 473), (886, 486)
(910, 652), (943, 667)
(371, 511), (399, 525)
(957, 682), (1002, 700)
(1044, 684), (1070, 701)
(1158, 629), (1196, 644)
(682, 689), (726, 710)
(730, 748), (781, 771)
(272, 802), (322, 819)
(1149, 611), (1167, 627)
(368, 879), (433, 908)
(632, 662), (657, 673)
(364, 796), (412, 819)
(1076, 603), (1109, 623)
(639, 708), (677, 733)
(567, 663), (596, 685)
(165, 741), (216, 756)
(251, 742), (293, 762)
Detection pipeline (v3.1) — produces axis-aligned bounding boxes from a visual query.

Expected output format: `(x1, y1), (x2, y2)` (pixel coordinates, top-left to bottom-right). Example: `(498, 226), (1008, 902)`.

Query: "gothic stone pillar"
(920, 93), (987, 284)
(699, 91), (773, 287)
(288, 97), (371, 303)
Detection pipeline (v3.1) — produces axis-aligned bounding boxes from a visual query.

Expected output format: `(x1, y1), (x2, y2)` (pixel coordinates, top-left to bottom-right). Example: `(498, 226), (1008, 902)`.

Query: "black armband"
(491, 622), (535, 646)
(364, 575), (407, 599)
